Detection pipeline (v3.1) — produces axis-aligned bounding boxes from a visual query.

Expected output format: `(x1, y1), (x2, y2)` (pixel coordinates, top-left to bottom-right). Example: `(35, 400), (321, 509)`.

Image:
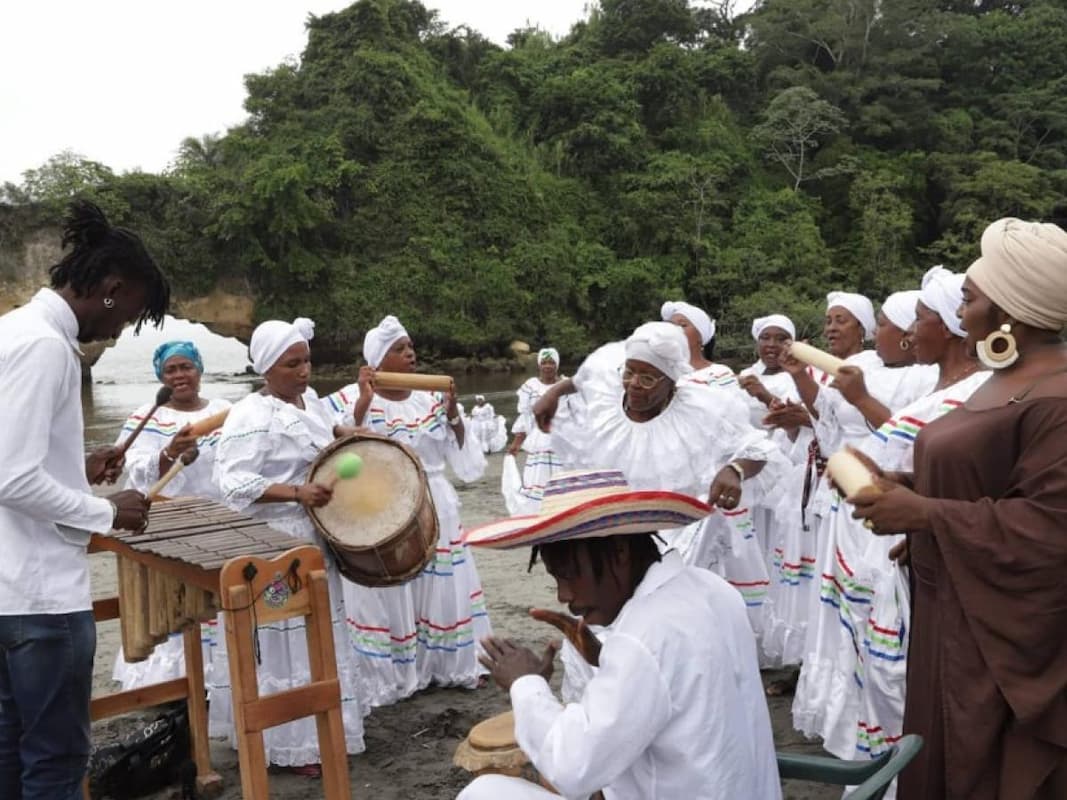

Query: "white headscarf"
(538, 347), (560, 365)
(363, 315), (409, 369)
(249, 317), (314, 375)
(826, 291), (877, 340)
(624, 322), (692, 382)
(881, 290), (921, 332)
(751, 314), (796, 341)
(920, 266), (966, 337)
(967, 217), (1067, 331)
(660, 301), (715, 344)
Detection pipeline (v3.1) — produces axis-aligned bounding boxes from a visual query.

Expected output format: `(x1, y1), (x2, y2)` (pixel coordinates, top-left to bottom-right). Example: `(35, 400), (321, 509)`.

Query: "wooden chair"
(777, 734), (923, 800)
(220, 545), (351, 799)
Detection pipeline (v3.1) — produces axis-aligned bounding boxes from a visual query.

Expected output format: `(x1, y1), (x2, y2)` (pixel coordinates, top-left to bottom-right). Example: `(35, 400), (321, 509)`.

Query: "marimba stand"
(86, 500), (351, 800)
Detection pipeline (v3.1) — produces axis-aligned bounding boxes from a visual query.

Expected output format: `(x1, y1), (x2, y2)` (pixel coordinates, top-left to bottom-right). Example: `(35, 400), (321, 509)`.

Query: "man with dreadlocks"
(459, 469), (781, 800)
(0, 199), (169, 799)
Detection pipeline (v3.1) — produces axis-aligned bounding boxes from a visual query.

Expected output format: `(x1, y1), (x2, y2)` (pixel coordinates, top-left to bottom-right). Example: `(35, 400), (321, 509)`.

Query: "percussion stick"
(374, 372), (454, 392)
(186, 408), (231, 437)
(148, 447), (199, 500)
(115, 385), (174, 459)
(826, 450), (881, 499)
(787, 342), (845, 377)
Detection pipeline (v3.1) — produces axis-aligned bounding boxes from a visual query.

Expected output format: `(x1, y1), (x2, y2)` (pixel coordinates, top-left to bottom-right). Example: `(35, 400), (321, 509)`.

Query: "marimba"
(88, 498), (351, 799)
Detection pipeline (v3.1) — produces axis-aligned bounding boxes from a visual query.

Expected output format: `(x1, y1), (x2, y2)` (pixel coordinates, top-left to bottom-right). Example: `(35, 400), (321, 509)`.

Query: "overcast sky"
(0, 0), (597, 186)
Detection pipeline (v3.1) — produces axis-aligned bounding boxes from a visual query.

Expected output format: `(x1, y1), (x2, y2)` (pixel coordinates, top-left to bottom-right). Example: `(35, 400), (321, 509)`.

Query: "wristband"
(726, 461), (745, 481)
(108, 500), (118, 527)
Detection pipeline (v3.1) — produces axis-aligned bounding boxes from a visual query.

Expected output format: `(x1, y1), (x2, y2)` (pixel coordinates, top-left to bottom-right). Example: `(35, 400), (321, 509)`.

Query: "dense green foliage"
(4, 0), (1066, 363)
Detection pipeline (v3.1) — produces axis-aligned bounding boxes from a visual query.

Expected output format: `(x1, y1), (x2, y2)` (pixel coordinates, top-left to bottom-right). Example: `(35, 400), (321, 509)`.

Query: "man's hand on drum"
(296, 483), (333, 508)
(479, 636), (559, 691)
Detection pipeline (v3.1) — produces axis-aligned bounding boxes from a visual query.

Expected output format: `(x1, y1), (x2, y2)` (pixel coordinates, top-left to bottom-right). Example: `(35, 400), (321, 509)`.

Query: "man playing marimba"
(0, 200), (168, 799)
(460, 469), (782, 800)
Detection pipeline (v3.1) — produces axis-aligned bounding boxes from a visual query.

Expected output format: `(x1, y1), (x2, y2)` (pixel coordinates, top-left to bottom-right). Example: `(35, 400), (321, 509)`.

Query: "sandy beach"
(90, 454), (838, 799)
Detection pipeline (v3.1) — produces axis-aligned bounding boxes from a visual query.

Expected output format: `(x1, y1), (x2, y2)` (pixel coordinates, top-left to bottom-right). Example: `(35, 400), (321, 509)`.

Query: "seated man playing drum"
(459, 469), (782, 800)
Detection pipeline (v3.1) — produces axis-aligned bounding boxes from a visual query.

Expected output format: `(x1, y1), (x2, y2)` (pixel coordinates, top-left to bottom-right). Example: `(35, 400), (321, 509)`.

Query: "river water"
(84, 316), (526, 450)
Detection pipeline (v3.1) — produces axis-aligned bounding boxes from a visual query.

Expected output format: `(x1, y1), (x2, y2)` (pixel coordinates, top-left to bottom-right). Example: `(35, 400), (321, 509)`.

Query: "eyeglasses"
(621, 369), (667, 390)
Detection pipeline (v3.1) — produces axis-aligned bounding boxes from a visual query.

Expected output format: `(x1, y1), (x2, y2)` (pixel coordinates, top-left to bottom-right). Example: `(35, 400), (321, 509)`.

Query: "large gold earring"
(976, 323), (1019, 369)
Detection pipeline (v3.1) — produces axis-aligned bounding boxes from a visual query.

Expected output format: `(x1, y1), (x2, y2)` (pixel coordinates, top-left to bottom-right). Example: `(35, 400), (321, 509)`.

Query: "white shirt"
(0, 289), (115, 614)
(510, 551), (782, 800)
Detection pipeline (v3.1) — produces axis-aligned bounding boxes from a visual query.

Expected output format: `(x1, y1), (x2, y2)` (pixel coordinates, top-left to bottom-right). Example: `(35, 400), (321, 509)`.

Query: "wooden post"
(183, 624), (223, 797)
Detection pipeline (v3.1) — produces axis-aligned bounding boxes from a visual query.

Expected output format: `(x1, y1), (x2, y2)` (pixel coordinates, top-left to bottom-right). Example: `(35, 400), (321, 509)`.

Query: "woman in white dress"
(111, 341), (231, 691)
(538, 322), (785, 696)
(660, 299), (738, 390)
(469, 395), (498, 453)
(505, 348), (579, 513)
(763, 292), (935, 687)
(804, 269), (986, 769)
(340, 315), (491, 691)
(787, 291), (935, 717)
(210, 318), (366, 775)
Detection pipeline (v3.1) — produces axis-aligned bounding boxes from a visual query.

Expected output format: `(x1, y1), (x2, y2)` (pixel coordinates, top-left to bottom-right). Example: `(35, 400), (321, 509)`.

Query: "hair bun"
(61, 199), (112, 250)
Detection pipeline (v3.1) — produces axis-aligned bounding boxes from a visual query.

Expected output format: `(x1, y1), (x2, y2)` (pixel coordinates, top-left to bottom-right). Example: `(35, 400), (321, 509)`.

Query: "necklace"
(936, 362), (980, 391)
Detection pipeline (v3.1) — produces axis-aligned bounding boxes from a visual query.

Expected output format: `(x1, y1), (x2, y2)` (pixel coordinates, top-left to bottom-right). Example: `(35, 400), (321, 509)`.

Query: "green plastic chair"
(777, 735), (923, 800)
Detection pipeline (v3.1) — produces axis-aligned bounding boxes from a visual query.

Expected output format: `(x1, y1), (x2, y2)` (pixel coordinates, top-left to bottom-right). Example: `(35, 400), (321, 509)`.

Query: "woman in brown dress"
(851, 217), (1067, 799)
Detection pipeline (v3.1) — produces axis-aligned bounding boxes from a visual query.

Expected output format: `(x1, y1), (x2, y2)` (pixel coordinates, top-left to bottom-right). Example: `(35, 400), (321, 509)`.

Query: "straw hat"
(464, 469), (711, 550)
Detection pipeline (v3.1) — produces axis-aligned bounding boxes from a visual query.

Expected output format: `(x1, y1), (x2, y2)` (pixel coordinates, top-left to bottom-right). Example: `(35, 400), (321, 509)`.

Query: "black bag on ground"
(88, 702), (196, 799)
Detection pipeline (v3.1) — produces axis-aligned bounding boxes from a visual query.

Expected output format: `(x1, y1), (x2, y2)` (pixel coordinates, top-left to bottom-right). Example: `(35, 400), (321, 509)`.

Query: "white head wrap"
(660, 301), (715, 344)
(881, 290), (921, 332)
(249, 317), (314, 375)
(826, 291), (877, 340)
(624, 322), (693, 382)
(538, 347), (560, 365)
(967, 217), (1067, 331)
(751, 314), (796, 341)
(363, 315), (409, 369)
(920, 266), (966, 337)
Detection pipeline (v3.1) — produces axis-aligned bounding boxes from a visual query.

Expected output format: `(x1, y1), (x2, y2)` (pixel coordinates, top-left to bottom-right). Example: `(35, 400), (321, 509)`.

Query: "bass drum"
(307, 433), (438, 587)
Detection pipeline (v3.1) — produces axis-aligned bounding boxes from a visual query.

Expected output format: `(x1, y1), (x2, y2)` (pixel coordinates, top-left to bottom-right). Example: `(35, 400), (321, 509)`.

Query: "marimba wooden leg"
(224, 583), (271, 800)
(182, 624), (222, 797)
(304, 569), (350, 798)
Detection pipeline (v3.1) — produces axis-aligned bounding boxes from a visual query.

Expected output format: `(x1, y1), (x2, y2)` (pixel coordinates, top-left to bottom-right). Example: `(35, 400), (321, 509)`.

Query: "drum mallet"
(115, 385), (174, 459)
(148, 447), (199, 501)
(321, 452), (364, 490)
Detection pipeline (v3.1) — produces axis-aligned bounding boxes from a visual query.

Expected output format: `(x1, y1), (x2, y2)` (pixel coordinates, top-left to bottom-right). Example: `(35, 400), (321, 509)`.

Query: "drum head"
(469, 711), (516, 750)
(311, 438), (422, 549)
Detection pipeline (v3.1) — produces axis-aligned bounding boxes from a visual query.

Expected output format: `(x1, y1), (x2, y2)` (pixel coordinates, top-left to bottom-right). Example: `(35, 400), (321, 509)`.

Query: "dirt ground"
(89, 455), (838, 799)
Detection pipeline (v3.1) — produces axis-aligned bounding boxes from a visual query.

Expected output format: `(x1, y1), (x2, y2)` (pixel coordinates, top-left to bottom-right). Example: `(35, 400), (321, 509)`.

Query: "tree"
(4, 150), (115, 208)
(754, 86), (849, 190)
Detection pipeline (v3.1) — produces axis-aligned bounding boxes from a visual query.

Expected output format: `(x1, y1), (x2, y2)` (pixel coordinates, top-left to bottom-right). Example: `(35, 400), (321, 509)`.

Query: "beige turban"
(967, 218), (1067, 331)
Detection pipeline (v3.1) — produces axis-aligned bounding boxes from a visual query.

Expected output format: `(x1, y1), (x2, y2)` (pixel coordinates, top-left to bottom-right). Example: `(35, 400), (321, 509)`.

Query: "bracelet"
(293, 485), (300, 503)
(448, 415), (462, 427)
(107, 500), (118, 527)
(162, 446), (176, 461)
(726, 461), (745, 481)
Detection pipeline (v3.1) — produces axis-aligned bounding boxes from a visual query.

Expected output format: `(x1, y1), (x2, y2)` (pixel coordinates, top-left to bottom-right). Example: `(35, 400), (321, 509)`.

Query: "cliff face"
(0, 222), (256, 370)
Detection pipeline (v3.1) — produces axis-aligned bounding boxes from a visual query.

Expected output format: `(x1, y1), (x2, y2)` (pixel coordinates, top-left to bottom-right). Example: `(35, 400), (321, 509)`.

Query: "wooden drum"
(307, 433), (439, 587)
(454, 711), (563, 793)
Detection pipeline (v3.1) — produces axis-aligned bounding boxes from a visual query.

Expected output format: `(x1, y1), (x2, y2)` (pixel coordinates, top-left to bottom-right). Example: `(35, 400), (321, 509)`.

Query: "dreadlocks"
(49, 200), (169, 331)
(529, 533), (662, 582)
